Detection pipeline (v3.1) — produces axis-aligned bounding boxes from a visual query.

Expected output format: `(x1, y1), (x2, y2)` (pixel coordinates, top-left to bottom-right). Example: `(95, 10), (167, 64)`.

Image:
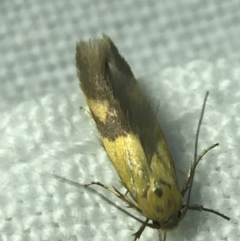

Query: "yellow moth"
(75, 34), (230, 240)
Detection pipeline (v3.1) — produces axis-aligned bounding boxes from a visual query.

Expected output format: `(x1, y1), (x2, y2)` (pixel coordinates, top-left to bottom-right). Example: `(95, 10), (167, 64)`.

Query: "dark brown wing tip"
(102, 34), (135, 78)
(75, 37), (107, 84)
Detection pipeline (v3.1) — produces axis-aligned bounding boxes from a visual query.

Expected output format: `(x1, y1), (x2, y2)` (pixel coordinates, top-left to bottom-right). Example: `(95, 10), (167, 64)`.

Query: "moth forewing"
(75, 34), (230, 240)
(76, 34), (183, 222)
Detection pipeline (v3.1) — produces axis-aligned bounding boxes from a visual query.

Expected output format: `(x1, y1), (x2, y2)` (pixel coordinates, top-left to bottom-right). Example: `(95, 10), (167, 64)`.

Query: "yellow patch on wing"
(85, 97), (109, 123)
(102, 132), (182, 221)
(102, 133), (149, 191)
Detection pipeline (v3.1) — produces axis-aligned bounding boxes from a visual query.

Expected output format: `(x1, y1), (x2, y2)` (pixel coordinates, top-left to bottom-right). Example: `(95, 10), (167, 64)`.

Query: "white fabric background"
(0, 1), (239, 241)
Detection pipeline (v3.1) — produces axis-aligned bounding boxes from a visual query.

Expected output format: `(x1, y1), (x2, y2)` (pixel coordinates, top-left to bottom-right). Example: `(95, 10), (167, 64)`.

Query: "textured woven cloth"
(0, 1), (239, 241)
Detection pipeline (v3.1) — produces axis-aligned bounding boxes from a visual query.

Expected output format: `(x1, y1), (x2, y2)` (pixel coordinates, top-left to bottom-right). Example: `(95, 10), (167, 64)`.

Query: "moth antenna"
(186, 91), (209, 208)
(178, 91), (229, 221)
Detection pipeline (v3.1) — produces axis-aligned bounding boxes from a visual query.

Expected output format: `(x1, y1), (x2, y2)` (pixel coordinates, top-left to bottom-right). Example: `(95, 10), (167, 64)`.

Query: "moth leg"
(124, 190), (132, 200)
(84, 181), (118, 195)
(181, 143), (219, 196)
(177, 169), (186, 176)
(120, 190), (142, 212)
(80, 106), (93, 119)
(133, 219), (149, 241)
(85, 181), (141, 213)
(158, 231), (166, 241)
(186, 204), (230, 220)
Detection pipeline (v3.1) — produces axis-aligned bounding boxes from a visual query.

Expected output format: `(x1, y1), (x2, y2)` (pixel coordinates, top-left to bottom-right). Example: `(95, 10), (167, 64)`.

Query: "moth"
(75, 34), (230, 240)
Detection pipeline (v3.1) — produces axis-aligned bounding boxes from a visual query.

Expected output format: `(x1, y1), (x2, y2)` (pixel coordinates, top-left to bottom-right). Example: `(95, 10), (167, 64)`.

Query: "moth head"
(152, 206), (187, 230)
